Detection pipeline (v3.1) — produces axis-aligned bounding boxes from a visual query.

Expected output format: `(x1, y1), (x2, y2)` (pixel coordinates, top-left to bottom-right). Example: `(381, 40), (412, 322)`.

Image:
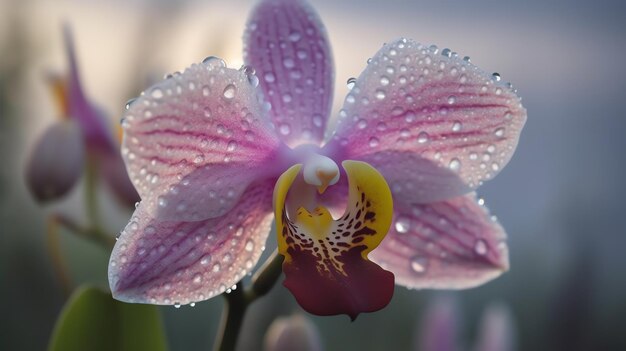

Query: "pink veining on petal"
(370, 193), (509, 290)
(121, 61), (284, 221)
(109, 181), (275, 305)
(326, 38), (526, 203)
(244, 0), (334, 147)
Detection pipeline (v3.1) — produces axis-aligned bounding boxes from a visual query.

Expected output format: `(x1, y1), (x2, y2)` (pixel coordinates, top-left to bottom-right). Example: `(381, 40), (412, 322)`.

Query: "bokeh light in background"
(1, 0), (625, 350)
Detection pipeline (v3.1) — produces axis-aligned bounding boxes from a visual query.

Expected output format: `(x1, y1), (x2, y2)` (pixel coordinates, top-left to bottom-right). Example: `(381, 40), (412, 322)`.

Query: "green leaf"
(49, 285), (168, 351)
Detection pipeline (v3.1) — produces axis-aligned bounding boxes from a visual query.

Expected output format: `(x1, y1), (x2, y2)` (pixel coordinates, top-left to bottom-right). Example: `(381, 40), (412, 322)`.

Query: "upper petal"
(244, 0), (334, 147)
(370, 193), (509, 290)
(109, 181), (274, 305)
(326, 38), (526, 202)
(121, 60), (283, 221)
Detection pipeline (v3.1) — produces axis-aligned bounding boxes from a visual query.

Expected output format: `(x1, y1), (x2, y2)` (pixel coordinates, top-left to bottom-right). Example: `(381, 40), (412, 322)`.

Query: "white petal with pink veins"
(121, 61), (284, 221)
(326, 38), (526, 203)
(109, 182), (274, 305)
(370, 193), (509, 290)
(244, 0), (334, 147)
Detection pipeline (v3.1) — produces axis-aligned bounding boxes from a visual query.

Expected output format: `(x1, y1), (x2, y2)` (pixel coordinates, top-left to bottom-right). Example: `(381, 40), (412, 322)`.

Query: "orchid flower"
(26, 26), (138, 207)
(416, 297), (516, 351)
(264, 314), (323, 351)
(109, 0), (526, 319)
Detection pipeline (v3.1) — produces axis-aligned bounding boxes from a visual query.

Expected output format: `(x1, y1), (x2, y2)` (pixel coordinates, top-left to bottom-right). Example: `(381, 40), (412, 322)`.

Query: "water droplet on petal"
(394, 217), (410, 233)
(279, 123), (291, 135)
(283, 58), (295, 69)
(203, 56), (226, 68)
(452, 121), (462, 132)
(417, 132), (429, 144)
(193, 273), (202, 284)
(474, 239), (488, 255)
(447, 95), (456, 104)
(375, 90), (386, 100)
(245, 240), (254, 252)
(151, 88), (163, 99)
(380, 76), (390, 86)
(264, 72), (275, 83)
(125, 98), (136, 110)
(346, 77), (357, 89)
(368, 137), (380, 148)
(494, 127), (505, 137)
(491, 72), (501, 81)
(410, 256), (428, 273)
(288, 31), (301, 42)
(449, 158), (461, 172)
(223, 84), (236, 99)
(441, 48), (452, 57)
(200, 254), (211, 265)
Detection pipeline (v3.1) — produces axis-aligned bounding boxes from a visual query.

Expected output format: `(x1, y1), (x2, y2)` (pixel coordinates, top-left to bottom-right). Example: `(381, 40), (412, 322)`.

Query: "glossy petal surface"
(274, 161), (394, 319)
(26, 120), (84, 202)
(121, 61), (282, 221)
(327, 38), (526, 203)
(109, 182), (274, 305)
(244, 0), (334, 147)
(370, 193), (508, 290)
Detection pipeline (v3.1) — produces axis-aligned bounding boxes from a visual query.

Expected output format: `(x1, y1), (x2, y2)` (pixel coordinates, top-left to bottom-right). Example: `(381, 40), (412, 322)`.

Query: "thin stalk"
(212, 250), (284, 351)
(46, 215), (73, 297)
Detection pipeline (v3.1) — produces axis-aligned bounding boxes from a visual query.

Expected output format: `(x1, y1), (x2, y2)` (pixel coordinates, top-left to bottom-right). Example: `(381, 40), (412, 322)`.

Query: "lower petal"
(371, 193), (508, 290)
(274, 161), (395, 319)
(109, 181), (274, 305)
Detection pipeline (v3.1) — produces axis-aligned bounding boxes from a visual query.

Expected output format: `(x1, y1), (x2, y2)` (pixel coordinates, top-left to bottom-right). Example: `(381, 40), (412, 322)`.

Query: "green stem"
(213, 250), (284, 351)
(46, 215), (73, 297)
(84, 157), (103, 229)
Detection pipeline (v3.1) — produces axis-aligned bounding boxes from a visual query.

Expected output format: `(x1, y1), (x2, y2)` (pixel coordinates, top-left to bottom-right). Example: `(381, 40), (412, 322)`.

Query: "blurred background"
(1, 0), (626, 350)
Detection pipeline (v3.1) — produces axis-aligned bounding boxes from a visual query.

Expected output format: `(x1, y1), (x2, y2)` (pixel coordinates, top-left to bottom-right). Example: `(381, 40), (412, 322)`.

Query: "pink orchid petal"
(417, 296), (460, 351)
(327, 38), (526, 202)
(109, 181), (274, 305)
(244, 0), (334, 147)
(264, 314), (323, 351)
(370, 193), (509, 290)
(474, 303), (516, 351)
(25, 120), (84, 202)
(121, 60), (283, 221)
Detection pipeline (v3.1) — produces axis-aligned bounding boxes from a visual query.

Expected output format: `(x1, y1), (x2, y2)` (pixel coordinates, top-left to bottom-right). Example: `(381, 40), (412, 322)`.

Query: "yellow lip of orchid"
(273, 159), (395, 319)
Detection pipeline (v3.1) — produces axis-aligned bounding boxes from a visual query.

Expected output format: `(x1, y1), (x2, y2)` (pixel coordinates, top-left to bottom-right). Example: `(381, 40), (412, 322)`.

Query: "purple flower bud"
(25, 120), (84, 202)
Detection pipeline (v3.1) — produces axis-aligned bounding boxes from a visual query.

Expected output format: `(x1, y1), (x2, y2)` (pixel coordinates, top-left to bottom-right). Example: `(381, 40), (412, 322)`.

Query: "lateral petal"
(274, 161), (394, 319)
(370, 193), (508, 290)
(326, 38), (526, 203)
(121, 60), (283, 221)
(109, 182), (274, 305)
(244, 0), (334, 147)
